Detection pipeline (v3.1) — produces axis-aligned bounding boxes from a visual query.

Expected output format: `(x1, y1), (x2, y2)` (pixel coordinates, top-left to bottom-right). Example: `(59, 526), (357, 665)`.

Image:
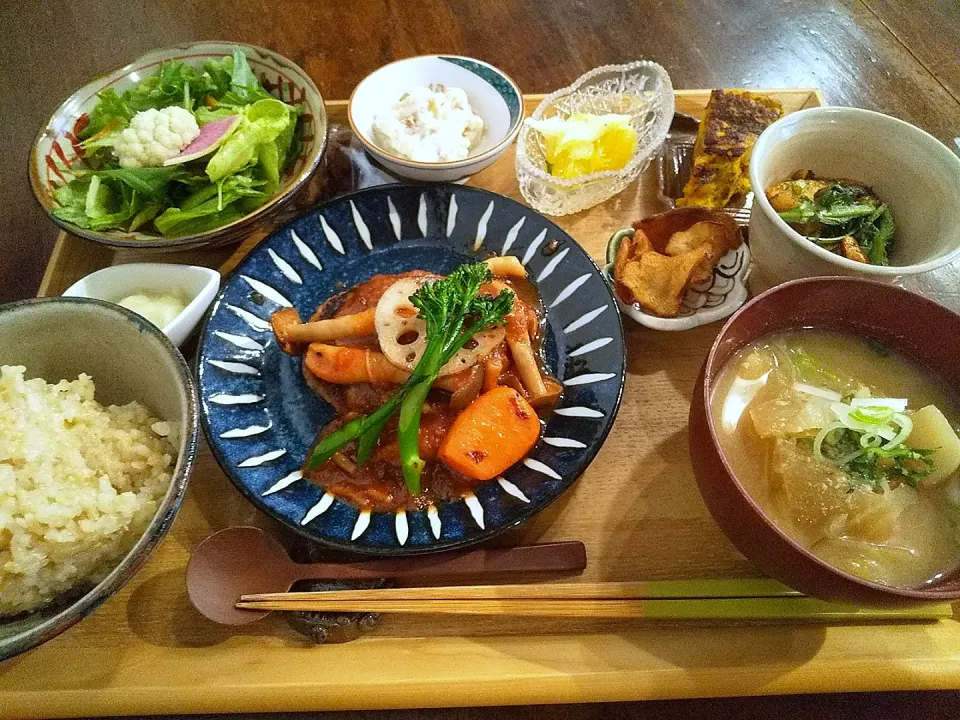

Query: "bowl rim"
(0, 297), (199, 660)
(28, 40), (328, 251)
(749, 106), (960, 276)
(701, 276), (960, 601)
(346, 54), (524, 170)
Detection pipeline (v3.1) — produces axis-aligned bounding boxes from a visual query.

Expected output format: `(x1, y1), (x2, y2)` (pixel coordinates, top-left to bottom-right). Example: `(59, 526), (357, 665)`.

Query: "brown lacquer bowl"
(689, 276), (960, 606)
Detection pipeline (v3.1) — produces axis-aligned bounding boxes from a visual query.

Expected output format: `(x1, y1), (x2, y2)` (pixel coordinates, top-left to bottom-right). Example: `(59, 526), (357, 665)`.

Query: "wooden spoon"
(186, 526), (587, 625)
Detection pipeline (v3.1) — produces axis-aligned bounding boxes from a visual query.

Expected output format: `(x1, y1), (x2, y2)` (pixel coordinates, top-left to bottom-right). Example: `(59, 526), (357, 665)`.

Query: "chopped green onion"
(884, 412), (913, 449)
(813, 422), (845, 463)
(860, 433), (884, 448)
(792, 382), (842, 401)
(850, 406), (895, 425)
(850, 397), (908, 412)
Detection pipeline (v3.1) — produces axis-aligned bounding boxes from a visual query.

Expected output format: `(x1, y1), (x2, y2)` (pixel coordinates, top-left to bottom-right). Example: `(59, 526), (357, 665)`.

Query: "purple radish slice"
(163, 115), (241, 166)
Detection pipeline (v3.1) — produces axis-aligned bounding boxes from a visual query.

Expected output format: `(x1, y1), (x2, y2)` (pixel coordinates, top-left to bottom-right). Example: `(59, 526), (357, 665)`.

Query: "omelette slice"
(677, 89), (783, 209)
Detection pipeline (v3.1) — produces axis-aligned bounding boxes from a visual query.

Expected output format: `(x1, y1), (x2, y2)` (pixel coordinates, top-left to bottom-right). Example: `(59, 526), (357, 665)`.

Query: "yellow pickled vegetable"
(526, 113), (637, 179)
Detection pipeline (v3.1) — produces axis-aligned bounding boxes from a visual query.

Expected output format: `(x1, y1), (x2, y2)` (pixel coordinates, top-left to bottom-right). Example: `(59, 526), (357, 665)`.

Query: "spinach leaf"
(153, 172), (267, 236)
(91, 167), (185, 200)
(777, 182), (896, 266)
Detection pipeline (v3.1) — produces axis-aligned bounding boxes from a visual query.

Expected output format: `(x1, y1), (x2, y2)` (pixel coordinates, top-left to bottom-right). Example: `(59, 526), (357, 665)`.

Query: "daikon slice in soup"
(710, 330), (960, 588)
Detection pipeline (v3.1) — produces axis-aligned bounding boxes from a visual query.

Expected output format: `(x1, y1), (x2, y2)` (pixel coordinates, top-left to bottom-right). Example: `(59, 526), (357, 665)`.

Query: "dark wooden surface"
(3, 0), (960, 302)
(4, 0), (960, 717)
(67, 692), (960, 720)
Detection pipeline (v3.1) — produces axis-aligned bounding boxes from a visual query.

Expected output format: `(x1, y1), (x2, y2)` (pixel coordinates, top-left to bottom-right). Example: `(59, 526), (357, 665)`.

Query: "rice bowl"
(0, 297), (197, 662)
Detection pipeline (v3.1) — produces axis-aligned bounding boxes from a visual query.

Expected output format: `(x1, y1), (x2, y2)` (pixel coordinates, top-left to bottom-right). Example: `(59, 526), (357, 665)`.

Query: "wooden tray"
(7, 90), (960, 718)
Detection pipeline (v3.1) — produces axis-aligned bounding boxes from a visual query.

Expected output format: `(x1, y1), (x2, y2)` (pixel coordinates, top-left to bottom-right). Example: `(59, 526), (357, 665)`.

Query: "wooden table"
(3, 1), (960, 718)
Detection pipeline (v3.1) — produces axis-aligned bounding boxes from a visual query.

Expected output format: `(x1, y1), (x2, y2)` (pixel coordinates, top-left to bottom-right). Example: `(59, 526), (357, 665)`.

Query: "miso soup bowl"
(689, 277), (960, 607)
(748, 107), (960, 290)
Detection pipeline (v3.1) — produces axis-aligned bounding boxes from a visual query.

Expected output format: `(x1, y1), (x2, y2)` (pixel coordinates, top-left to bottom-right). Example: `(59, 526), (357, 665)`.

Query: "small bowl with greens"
(30, 42), (327, 250)
(747, 107), (960, 289)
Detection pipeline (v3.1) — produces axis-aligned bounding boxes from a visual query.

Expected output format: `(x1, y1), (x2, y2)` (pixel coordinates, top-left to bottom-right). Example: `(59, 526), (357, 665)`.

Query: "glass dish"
(516, 61), (674, 216)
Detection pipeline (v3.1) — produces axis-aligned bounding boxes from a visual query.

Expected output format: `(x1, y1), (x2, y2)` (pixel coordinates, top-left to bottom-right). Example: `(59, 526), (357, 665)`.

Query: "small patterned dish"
(602, 227), (751, 331)
(29, 42), (327, 251)
(516, 61), (674, 216)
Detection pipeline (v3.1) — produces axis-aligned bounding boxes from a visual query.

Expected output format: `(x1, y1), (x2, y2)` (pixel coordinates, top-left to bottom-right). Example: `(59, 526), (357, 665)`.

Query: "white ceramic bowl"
(63, 264), (220, 346)
(348, 55), (523, 182)
(748, 107), (960, 288)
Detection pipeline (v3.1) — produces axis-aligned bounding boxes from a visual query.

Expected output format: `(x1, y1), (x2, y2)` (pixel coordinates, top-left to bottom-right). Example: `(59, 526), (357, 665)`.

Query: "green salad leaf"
(153, 172), (268, 237)
(221, 48), (276, 105)
(82, 89), (135, 140)
(90, 167), (186, 199)
(205, 99), (291, 182)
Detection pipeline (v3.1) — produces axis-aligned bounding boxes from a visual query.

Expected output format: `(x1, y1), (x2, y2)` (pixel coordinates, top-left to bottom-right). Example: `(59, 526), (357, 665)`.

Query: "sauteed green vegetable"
(765, 173), (896, 265)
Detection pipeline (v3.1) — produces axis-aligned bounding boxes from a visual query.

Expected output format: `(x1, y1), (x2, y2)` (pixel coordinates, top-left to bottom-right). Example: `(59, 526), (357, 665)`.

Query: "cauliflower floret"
(114, 107), (200, 169)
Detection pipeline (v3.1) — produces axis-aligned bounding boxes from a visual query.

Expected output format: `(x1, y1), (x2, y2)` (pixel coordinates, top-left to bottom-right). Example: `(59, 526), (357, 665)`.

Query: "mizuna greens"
(52, 49), (301, 238)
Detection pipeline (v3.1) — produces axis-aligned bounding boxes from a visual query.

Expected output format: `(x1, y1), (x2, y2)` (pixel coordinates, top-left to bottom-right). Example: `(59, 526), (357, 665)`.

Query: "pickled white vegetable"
(117, 292), (187, 329)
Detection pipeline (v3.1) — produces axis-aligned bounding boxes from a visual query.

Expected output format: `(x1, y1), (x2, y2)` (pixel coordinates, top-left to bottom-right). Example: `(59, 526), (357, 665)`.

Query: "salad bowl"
(29, 41), (327, 251)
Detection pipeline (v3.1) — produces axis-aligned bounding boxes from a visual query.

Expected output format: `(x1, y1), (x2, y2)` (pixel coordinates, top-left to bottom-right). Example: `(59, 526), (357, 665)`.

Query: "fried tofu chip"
(617, 244), (712, 317)
(613, 208), (743, 317)
(664, 219), (741, 284)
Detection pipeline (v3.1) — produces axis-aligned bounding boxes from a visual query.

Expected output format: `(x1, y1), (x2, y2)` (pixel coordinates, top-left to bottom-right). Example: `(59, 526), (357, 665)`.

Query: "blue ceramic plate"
(197, 184), (625, 554)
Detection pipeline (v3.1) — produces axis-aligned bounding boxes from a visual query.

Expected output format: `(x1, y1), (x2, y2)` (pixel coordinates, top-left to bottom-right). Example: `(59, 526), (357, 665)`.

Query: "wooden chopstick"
(240, 578), (804, 604)
(235, 579), (955, 622)
(234, 596), (953, 622)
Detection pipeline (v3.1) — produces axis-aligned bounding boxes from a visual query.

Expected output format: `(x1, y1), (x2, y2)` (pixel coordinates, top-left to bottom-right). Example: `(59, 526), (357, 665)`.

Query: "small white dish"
(602, 228), (751, 331)
(748, 106), (960, 289)
(348, 55), (523, 182)
(63, 264), (220, 346)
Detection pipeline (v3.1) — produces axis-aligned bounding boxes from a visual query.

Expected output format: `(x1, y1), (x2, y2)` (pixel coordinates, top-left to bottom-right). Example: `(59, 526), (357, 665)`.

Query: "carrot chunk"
(438, 387), (541, 481)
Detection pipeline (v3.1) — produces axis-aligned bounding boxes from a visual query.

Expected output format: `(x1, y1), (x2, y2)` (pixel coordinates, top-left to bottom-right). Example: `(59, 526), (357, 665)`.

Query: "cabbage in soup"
(711, 331), (960, 588)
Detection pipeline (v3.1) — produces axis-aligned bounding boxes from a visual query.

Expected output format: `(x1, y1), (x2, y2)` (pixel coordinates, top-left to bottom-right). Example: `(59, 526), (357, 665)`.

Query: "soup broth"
(711, 330), (960, 588)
